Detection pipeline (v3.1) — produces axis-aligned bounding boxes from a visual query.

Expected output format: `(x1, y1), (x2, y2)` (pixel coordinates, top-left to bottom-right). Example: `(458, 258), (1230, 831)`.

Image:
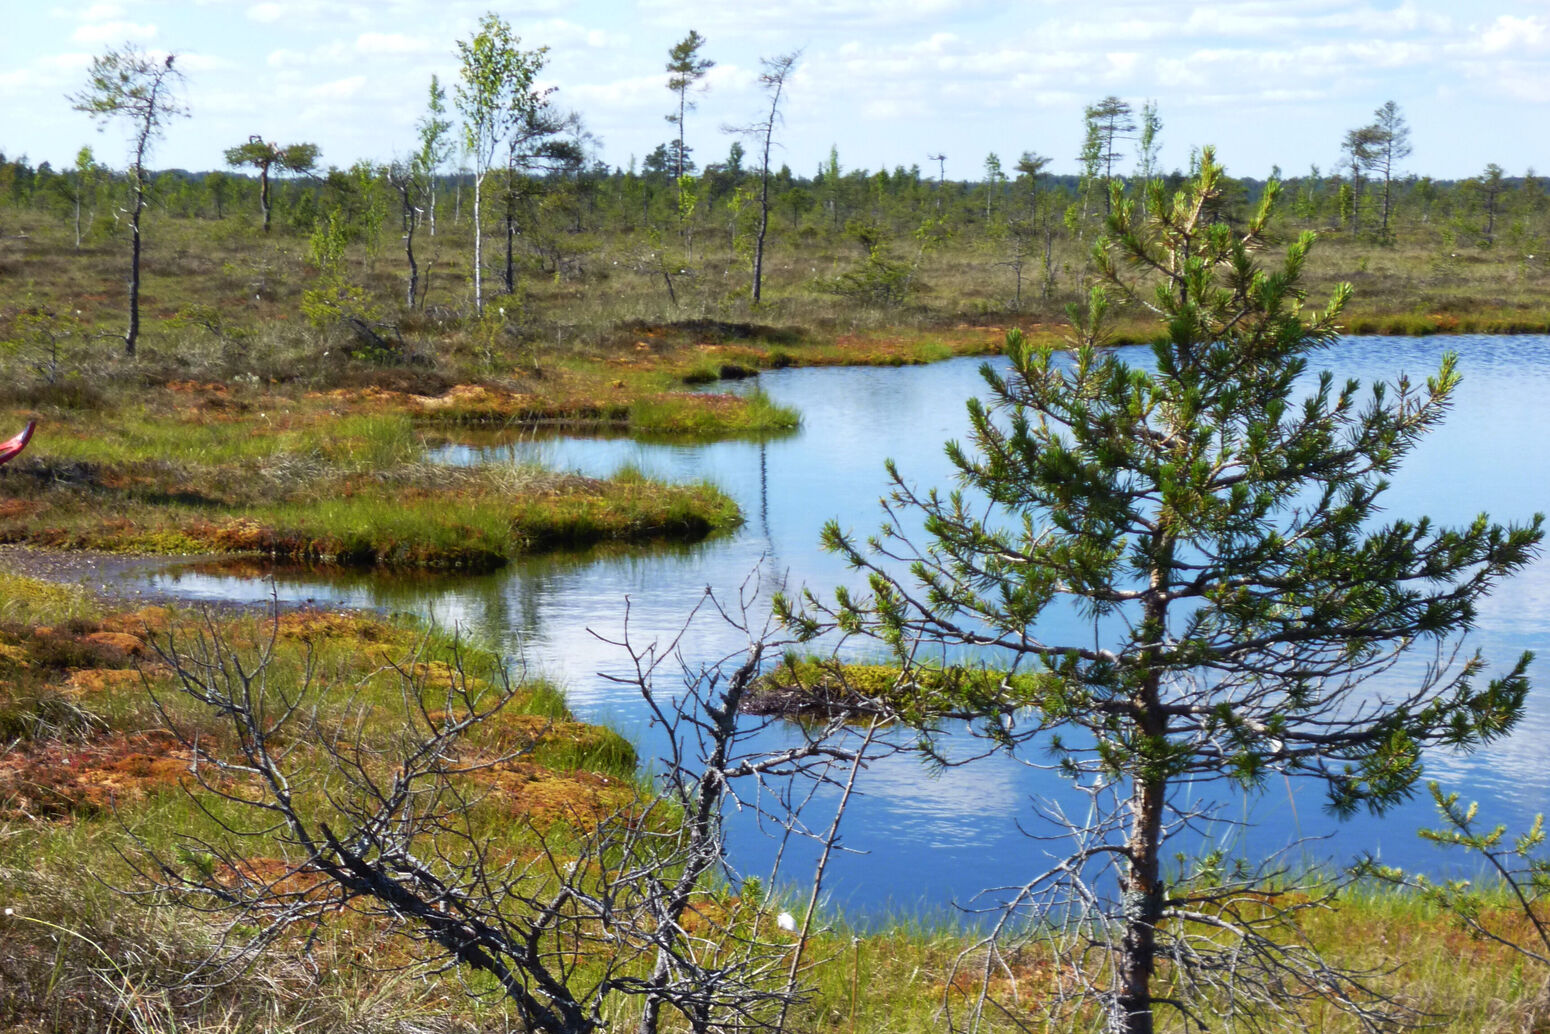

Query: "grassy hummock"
(0, 401), (741, 570)
(747, 654), (1048, 721)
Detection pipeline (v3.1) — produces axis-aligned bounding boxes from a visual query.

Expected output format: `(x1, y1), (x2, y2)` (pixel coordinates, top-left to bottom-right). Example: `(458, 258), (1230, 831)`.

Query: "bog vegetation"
(3, 20), (1550, 1034)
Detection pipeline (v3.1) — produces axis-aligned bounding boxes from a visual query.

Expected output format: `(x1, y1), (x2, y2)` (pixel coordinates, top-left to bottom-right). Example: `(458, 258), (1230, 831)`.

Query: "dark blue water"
(135, 335), (1550, 919)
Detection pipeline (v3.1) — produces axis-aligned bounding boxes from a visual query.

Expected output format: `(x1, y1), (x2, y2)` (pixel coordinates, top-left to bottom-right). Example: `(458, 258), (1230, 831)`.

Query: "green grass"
(0, 395), (742, 568)
(0, 580), (660, 1032)
(627, 387), (800, 436)
(0, 569), (94, 624)
(4, 574), (1550, 1033)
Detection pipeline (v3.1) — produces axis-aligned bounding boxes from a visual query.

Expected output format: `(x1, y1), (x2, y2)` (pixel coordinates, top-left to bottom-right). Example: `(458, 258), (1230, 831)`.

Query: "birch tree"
(455, 13), (548, 316)
(416, 75), (453, 236)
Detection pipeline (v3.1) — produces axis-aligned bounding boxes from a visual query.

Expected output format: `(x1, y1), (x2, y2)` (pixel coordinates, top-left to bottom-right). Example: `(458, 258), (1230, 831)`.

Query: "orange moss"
(82, 630), (150, 658)
(480, 760), (633, 827)
(0, 729), (189, 819)
(64, 668), (144, 695)
(940, 946), (1060, 1012)
(209, 855), (333, 901)
(97, 606), (173, 636)
(275, 607), (408, 647)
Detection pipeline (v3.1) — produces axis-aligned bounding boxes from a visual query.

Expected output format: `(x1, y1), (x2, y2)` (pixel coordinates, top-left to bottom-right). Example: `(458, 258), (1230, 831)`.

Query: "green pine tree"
(781, 148), (1542, 1034)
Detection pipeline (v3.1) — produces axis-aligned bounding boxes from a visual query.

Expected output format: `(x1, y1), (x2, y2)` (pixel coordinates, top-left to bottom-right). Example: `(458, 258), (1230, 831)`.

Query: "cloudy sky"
(2, 0), (1546, 183)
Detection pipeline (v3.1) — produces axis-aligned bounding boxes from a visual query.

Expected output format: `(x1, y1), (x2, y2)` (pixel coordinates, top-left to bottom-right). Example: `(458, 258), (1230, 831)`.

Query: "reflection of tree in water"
(125, 341), (1550, 921)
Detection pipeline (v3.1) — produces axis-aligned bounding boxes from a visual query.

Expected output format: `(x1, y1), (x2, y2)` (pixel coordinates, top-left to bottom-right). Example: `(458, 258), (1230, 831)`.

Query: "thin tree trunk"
(1041, 225), (1055, 300)
(752, 200), (768, 302)
(676, 92), (687, 180)
(1114, 550), (1173, 1034)
(123, 128), (152, 356)
(259, 163), (272, 232)
(126, 173), (144, 355)
(503, 181), (516, 295)
(472, 172), (484, 314)
(751, 71), (785, 304)
(402, 194), (419, 309)
(1117, 772), (1166, 1034)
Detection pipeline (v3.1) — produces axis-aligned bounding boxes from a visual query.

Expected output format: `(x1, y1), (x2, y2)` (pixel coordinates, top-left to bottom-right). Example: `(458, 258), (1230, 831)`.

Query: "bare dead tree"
(941, 784), (1410, 1034)
(121, 576), (875, 1034)
(387, 158), (425, 309)
(725, 50), (800, 304)
(591, 570), (886, 1034)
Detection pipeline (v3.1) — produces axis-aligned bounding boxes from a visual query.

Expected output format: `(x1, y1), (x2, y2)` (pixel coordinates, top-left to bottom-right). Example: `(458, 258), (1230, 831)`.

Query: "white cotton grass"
(775, 911), (797, 932)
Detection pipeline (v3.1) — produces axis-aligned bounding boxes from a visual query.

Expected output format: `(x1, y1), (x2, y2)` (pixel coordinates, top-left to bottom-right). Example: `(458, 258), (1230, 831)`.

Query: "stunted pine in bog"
(784, 148), (1542, 1033)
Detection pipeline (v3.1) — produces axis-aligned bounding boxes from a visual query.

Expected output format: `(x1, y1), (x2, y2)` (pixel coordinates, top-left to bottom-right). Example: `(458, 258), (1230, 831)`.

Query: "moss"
(747, 656), (1045, 719)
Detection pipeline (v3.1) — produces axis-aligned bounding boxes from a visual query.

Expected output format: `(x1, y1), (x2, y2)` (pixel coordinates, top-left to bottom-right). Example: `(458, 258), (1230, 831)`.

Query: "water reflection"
(134, 335), (1550, 918)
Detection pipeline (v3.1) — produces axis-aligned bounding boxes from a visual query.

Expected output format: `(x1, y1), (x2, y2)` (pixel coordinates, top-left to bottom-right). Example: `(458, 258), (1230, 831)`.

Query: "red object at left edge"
(0, 421), (36, 466)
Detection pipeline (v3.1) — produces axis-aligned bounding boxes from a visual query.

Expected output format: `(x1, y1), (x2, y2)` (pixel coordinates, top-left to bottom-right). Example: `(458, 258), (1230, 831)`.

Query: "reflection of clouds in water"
(1474, 558), (1550, 638)
(114, 337), (1550, 914)
(1425, 705), (1550, 811)
(848, 747), (1024, 851)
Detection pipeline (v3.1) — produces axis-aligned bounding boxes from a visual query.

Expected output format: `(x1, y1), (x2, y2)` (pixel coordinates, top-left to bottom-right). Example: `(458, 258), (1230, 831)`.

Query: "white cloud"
(5, 0), (1547, 183)
(1104, 51), (1141, 77)
(307, 75), (367, 101)
(173, 52), (235, 73)
(530, 18), (628, 50)
(79, 3), (126, 20)
(701, 62), (751, 93)
(638, 0), (992, 31)
(355, 32), (435, 55)
(246, 3), (286, 23)
(1457, 58), (1550, 103)
(0, 69), (39, 91)
(1472, 14), (1550, 55)
(569, 73), (669, 111)
(72, 19), (158, 44)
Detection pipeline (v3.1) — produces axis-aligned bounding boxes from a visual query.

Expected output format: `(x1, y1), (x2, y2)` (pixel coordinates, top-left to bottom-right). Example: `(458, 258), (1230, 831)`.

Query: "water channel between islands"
(119, 334), (1550, 923)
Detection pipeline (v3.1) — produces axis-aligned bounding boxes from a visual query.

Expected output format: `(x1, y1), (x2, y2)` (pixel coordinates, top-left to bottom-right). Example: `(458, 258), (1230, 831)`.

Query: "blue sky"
(1, 0), (1546, 182)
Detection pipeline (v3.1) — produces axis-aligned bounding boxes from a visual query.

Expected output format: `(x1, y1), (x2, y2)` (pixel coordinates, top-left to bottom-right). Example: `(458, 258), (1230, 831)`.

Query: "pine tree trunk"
(124, 137), (150, 356)
(126, 176), (144, 356)
(752, 202), (768, 303)
(1116, 771), (1166, 1034)
(1114, 553), (1173, 1034)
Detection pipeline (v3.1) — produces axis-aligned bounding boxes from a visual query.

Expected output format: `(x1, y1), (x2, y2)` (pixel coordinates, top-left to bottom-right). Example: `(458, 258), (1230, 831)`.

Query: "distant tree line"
(3, 30), (1545, 328)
